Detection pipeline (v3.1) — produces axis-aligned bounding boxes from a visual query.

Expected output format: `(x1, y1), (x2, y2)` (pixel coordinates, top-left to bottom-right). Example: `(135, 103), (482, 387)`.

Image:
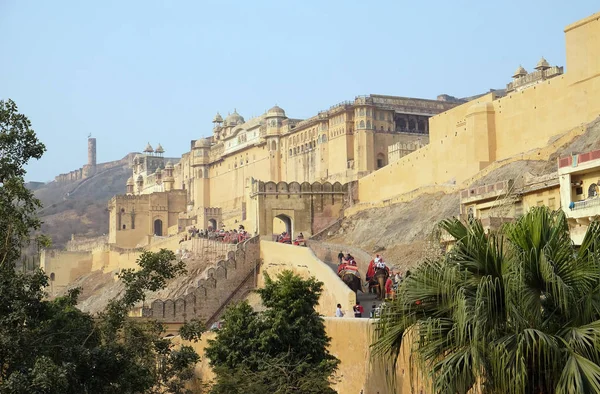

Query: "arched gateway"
(249, 179), (351, 238)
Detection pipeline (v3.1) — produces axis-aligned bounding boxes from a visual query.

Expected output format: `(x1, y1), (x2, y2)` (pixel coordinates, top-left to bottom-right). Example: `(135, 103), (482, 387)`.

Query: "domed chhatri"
(194, 138), (211, 148)
(155, 143), (165, 154)
(136, 175), (144, 182)
(266, 105), (286, 118)
(144, 142), (154, 153)
(512, 65), (528, 78)
(155, 167), (162, 175)
(535, 56), (550, 71)
(213, 112), (223, 123)
(225, 109), (245, 126)
(126, 176), (134, 186)
(165, 160), (174, 169)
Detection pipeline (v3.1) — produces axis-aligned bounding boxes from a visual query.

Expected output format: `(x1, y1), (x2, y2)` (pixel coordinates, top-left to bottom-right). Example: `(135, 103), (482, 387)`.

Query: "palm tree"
(373, 207), (600, 393)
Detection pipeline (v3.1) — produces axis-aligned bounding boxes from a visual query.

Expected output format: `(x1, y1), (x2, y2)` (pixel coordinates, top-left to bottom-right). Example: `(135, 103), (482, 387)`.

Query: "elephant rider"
(338, 251), (344, 264)
(375, 255), (389, 274)
(293, 232), (305, 246)
(344, 253), (357, 266)
(366, 259), (376, 283)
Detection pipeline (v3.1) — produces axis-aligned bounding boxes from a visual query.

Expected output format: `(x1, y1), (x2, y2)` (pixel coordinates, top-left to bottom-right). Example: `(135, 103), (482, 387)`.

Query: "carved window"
(359, 120), (365, 129)
(589, 183), (598, 198)
(359, 108), (365, 116)
(366, 120), (371, 129)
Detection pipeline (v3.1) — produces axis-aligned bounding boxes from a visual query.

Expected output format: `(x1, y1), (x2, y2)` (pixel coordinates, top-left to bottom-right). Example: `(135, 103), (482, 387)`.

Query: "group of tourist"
(335, 301), (373, 318)
(335, 252), (414, 318)
(179, 225), (252, 244)
(275, 231), (306, 246)
(337, 251), (357, 266)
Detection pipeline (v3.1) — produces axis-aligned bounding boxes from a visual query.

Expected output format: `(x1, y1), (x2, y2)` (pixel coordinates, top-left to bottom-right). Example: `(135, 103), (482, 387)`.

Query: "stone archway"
(208, 218), (217, 231)
(273, 214), (292, 238)
(154, 219), (163, 236)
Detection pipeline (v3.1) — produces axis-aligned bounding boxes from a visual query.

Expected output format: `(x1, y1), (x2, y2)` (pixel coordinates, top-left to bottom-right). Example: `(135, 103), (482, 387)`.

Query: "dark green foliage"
(374, 207), (600, 394)
(0, 100), (201, 393)
(206, 271), (339, 394)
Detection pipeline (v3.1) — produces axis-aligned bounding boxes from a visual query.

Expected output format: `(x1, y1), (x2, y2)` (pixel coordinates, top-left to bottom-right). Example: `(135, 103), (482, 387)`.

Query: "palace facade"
(109, 94), (462, 247)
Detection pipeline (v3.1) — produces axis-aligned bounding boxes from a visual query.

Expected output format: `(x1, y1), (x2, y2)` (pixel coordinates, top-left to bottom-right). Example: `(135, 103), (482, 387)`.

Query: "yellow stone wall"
(356, 13), (600, 207)
(40, 250), (93, 297)
(259, 240), (356, 315)
(176, 318), (427, 394)
(108, 190), (187, 248)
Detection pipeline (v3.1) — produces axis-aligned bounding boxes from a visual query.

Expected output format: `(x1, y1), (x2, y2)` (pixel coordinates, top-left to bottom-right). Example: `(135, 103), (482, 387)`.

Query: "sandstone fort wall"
(356, 13), (600, 208)
(142, 236), (260, 323)
(66, 234), (109, 252)
(258, 240), (355, 315)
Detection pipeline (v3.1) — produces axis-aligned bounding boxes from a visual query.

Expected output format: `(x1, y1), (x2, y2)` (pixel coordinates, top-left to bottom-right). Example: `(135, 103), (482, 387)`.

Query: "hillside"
(321, 116), (600, 271)
(29, 156), (133, 248)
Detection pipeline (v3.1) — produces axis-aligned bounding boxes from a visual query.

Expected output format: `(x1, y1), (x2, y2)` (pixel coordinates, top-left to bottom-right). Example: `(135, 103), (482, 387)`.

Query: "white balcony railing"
(572, 198), (600, 210)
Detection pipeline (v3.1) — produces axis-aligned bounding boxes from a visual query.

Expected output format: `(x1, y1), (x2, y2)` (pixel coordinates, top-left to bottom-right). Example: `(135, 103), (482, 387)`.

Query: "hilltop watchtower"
(82, 137), (97, 178)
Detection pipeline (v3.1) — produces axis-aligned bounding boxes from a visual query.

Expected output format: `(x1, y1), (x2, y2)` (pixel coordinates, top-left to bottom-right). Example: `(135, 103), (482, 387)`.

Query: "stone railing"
(573, 198), (600, 211)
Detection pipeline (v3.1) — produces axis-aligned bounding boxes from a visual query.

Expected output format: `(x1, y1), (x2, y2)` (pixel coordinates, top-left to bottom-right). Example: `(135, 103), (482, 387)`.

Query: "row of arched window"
(289, 128), (317, 146)
(289, 140), (317, 156)
(331, 115), (344, 125)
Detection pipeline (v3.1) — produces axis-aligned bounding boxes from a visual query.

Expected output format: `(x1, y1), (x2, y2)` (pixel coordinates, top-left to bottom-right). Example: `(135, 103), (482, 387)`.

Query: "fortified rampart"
(66, 234), (109, 252)
(40, 249), (93, 297)
(354, 13), (600, 210)
(142, 236), (260, 324)
(55, 144), (137, 185)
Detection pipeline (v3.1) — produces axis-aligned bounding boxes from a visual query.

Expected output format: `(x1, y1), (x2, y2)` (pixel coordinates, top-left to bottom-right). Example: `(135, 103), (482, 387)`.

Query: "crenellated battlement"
(251, 180), (347, 196)
(141, 236), (260, 324)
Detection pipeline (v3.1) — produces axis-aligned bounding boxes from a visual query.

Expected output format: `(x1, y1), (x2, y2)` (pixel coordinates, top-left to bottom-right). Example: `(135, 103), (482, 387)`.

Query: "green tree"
(373, 207), (600, 394)
(0, 99), (203, 393)
(205, 270), (339, 394)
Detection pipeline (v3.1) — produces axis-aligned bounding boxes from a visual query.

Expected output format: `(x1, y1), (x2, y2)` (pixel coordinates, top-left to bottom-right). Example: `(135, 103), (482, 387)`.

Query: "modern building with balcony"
(558, 149), (600, 244)
(459, 173), (560, 233)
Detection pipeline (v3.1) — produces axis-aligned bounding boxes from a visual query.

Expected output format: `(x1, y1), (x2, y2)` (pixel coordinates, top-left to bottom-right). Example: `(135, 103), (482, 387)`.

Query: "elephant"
(373, 268), (389, 300)
(342, 272), (362, 294)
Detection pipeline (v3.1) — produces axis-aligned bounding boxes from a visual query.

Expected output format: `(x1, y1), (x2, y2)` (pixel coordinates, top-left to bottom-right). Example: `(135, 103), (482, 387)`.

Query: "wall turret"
(136, 175), (144, 194)
(126, 177), (134, 195)
(163, 161), (174, 192)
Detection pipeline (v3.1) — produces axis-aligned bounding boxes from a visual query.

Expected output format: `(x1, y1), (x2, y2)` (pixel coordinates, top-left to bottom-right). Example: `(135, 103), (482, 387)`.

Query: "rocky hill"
(28, 154), (135, 248)
(321, 116), (600, 271)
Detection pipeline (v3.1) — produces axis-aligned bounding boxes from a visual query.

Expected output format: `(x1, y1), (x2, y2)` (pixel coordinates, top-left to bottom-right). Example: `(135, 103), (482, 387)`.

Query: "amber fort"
(40, 11), (600, 393)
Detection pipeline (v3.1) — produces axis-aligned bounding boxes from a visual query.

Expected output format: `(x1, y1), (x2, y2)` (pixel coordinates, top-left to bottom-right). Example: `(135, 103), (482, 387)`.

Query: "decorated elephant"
(341, 272), (362, 294)
(373, 267), (389, 300)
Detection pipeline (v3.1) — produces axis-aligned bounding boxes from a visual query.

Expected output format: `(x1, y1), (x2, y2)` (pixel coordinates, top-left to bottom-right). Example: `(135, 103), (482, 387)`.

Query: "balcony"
(572, 198), (600, 211)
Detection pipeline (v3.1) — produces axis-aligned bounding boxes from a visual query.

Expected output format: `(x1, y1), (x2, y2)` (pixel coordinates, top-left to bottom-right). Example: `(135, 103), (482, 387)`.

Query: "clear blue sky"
(1, 1), (597, 182)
